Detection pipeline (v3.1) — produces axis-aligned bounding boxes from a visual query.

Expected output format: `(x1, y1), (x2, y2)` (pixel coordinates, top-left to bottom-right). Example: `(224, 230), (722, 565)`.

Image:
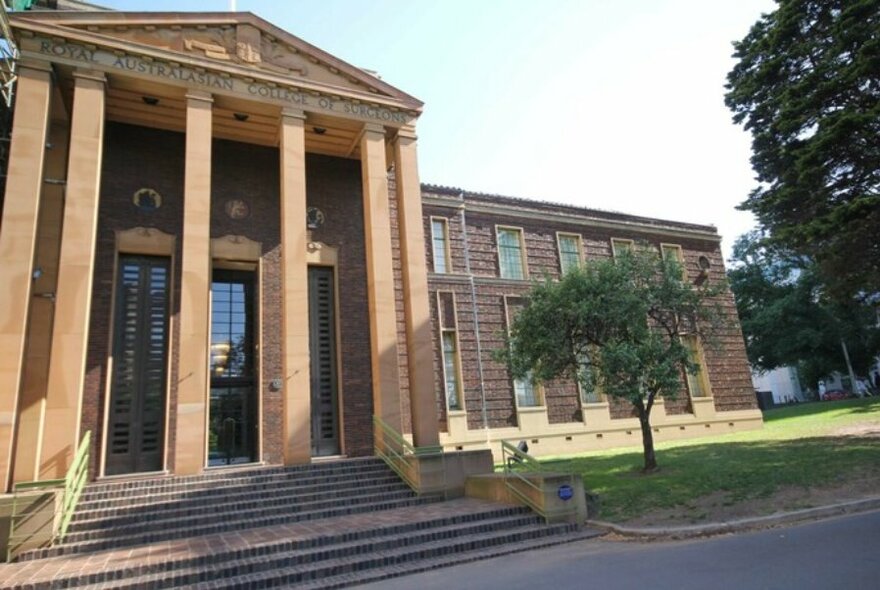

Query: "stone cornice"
(422, 194), (722, 243)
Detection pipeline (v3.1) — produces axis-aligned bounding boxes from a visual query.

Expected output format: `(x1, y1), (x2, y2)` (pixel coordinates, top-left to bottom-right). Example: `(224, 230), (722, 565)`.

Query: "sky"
(102, 0), (778, 260)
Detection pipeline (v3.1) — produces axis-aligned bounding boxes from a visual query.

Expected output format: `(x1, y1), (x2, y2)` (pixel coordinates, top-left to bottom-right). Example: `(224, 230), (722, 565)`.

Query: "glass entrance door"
(208, 268), (258, 466)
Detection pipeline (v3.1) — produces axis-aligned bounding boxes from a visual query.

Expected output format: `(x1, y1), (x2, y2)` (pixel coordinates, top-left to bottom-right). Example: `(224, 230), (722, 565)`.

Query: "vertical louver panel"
(309, 266), (339, 456)
(106, 256), (169, 475)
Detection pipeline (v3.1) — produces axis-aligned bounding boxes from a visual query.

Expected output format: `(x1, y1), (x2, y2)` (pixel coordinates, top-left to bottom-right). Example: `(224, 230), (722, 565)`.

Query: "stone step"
(18, 495), (441, 560)
(80, 459), (388, 501)
(9, 511), (541, 589)
(103, 521), (566, 590)
(178, 523), (582, 589)
(71, 478), (410, 528)
(77, 468), (399, 510)
(293, 529), (602, 590)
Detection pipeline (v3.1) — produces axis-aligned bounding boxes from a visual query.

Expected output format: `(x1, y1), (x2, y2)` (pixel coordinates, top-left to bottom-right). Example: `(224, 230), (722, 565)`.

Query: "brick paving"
(0, 498), (519, 588)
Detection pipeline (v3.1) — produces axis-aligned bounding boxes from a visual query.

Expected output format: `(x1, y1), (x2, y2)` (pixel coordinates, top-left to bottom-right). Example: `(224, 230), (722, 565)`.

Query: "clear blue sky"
(101, 0), (777, 259)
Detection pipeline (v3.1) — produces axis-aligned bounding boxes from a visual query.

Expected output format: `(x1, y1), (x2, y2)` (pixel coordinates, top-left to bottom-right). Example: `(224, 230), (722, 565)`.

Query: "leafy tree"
(500, 250), (726, 472)
(728, 231), (880, 391)
(725, 0), (880, 301)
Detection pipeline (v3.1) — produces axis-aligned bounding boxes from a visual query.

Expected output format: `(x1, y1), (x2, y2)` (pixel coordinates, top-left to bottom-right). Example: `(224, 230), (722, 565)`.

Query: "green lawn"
(538, 398), (880, 523)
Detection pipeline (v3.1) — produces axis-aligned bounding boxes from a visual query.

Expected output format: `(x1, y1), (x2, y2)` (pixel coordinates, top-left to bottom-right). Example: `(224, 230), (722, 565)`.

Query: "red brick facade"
(80, 122), (756, 477)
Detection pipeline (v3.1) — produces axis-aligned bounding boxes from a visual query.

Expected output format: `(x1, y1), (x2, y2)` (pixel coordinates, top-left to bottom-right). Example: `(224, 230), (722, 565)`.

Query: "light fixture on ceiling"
(141, 96), (159, 106)
(313, 127), (326, 135)
(233, 112), (249, 122)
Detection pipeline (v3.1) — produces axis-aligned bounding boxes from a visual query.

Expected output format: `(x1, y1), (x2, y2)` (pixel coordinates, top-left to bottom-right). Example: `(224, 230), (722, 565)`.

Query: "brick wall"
(83, 123), (376, 479)
(423, 189), (758, 436)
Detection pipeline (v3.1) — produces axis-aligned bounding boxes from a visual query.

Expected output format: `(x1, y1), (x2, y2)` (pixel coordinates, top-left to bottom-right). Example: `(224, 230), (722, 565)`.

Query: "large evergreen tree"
(725, 0), (880, 301)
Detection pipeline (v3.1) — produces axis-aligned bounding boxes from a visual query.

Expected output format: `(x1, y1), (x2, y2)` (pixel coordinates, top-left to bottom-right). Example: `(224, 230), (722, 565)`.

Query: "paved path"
(356, 509), (880, 590)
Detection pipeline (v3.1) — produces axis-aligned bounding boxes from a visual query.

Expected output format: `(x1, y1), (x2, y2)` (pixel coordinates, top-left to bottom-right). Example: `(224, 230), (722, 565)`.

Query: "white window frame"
(437, 291), (465, 412)
(496, 225), (528, 280)
(556, 232), (583, 275)
(503, 294), (544, 408)
(430, 216), (452, 274)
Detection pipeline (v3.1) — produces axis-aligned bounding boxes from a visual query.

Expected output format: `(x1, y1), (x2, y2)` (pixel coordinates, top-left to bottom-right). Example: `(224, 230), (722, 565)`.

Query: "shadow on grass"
(763, 397), (880, 423)
(540, 435), (880, 520)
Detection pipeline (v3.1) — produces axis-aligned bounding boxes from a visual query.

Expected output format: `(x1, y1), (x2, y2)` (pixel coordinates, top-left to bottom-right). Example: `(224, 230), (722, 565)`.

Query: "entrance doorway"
(309, 266), (340, 456)
(105, 255), (170, 476)
(208, 268), (258, 466)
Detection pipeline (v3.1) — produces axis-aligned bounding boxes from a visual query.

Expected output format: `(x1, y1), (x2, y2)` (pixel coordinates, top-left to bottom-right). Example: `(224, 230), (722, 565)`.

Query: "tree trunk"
(637, 407), (657, 473)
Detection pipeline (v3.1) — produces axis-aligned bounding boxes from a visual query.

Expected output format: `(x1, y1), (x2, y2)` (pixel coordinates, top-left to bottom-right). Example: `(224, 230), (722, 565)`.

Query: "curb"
(586, 496), (880, 540)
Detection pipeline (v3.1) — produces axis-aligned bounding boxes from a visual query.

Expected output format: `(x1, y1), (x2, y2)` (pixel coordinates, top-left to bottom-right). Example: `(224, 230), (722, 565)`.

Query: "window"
(557, 233), (583, 275)
(504, 295), (542, 407)
(437, 292), (463, 411)
(577, 351), (603, 404)
(497, 227), (527, 280)
(611, 238), (634, 258)
(514, 377), (539, 407)
(431, 217), (451, 274)
(661, 243), (686, 280)
(682, 334), (711, 398)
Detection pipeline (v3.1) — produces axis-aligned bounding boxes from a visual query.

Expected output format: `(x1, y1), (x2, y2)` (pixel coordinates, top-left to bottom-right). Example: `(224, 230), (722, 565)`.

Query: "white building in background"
(752, 367), (805, 404)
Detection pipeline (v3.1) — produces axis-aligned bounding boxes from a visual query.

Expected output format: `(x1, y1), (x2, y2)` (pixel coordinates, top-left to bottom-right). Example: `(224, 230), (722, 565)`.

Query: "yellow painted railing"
(501, 438), (577, 523)
(372, 416), (445, 495)
(5, 430), (91, 561)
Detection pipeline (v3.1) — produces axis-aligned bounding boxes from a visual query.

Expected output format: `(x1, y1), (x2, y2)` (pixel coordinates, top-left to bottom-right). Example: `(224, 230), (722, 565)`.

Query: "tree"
(725, 0), (880, 301)
(728, 231), (880, 392)
(500, 250), (726, 472)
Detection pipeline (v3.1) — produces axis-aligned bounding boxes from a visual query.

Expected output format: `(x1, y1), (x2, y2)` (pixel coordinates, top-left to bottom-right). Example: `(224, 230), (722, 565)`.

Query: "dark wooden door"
(105, 255), (170, 476)
(309, 266), (340, 456)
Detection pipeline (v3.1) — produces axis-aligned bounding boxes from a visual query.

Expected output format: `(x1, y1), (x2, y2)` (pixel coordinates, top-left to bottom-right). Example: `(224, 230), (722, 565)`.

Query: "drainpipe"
(458, 195), (490, 443)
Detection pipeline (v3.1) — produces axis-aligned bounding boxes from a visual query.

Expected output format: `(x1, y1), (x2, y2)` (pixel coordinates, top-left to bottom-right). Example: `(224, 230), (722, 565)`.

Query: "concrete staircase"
(1, 457), (599, 589)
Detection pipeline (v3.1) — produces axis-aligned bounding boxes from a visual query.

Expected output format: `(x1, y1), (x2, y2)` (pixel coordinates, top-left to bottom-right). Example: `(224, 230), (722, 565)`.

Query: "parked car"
(822, 389), (853, 401)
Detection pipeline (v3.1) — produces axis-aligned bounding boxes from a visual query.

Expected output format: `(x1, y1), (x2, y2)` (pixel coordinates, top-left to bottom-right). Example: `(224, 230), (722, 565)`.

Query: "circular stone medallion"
(132, 188), (162, 211)
(307, 206), (325, 229)
(224, 199), (250, 220)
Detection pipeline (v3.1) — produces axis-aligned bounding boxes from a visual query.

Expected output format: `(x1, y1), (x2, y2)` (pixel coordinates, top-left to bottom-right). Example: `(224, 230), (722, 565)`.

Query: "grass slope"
(539, 398), (880, 523)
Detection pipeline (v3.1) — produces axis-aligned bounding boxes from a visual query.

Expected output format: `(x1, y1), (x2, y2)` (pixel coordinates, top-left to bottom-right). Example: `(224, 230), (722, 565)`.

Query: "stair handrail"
(58, 429), (91, 541)
(5, 430), (91, 561)
(372, 416), (444, 495)
(501, 438), (577, 524)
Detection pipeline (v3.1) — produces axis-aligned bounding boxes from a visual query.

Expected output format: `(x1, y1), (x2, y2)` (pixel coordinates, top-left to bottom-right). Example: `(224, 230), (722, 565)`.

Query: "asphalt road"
(357, 509), (880, 590)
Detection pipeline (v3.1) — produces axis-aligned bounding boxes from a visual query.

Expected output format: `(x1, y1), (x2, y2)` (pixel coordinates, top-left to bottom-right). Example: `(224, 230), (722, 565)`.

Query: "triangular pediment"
(10, 11), (422, 110)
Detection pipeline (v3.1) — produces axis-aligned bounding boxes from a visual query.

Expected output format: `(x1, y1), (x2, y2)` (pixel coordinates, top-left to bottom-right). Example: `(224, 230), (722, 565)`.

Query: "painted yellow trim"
(436, 290), (465, 413)
(660, 242), (686, 280)
(555, 231), (583, 274)
(495, 225), (529, 280)
(610, 237), (634, 258)
(429, 216), (452, 274)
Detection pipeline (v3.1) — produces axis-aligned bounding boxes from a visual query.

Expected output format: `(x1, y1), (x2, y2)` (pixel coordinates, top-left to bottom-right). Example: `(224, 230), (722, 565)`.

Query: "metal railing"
(501, 439), (578, 523)
(373, 416), (445, 495)
(5, 430), (91, 561)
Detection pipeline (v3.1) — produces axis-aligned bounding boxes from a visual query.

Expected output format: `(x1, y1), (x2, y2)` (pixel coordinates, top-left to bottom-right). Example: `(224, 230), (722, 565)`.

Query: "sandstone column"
(393, 129), (440, 447)
(175, 91), (213, 475)
(39, 70), (106, 479)
(279, 108), (311, 464)
(360, 123), (402, 432)
(0, 62), (52, 491)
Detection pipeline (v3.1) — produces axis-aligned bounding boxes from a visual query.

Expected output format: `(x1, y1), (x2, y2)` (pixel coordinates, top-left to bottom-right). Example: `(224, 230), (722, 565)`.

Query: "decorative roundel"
(132, 187), (162, 211)
(698, 255), (711, 271)
(307, 206), (325, 229)
(224, 198), (250, 220)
